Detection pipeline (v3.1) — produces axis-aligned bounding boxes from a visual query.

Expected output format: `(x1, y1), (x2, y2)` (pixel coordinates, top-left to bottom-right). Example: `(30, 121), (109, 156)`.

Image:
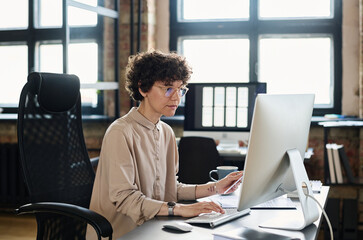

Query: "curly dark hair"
(125, 50), (193, 101)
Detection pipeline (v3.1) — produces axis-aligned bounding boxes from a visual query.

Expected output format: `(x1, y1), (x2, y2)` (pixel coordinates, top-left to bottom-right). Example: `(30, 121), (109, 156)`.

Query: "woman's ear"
(139, 87), (147, 98)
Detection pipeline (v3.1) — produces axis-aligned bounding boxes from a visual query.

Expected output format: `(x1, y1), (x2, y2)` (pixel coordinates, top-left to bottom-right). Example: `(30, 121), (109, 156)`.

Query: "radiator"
(0, 143), (28, 206)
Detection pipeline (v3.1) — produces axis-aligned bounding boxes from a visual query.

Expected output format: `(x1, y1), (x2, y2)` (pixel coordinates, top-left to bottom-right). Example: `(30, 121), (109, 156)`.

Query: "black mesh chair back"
(177, 136), (222, 184)
(17, 72), (102, 239)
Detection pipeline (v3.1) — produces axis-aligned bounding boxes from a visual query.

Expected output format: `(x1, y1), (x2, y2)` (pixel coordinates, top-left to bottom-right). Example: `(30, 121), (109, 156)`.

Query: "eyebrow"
(160, 83), (186, 88)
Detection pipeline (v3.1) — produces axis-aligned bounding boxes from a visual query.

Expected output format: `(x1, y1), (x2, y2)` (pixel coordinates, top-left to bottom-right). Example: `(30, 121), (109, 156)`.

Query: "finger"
(230, 171), (243, 178)
(200, 201), (220, 213)
(207, 201), (225, 213)
(236, 171), (243, 176)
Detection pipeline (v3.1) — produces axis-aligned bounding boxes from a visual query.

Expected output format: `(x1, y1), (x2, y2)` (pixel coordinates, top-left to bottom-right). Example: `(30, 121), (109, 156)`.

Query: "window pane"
(181, 0), (249, 20)
(36, 0), (98, 28)
(237, 87), (248, 127)
(226, 87), (237, 107)
(68, 6), (97, 26)
(226, 87), (237, 127)
(202, 87), (213, 106)
(38, 44), (63, 73)
(0, 45), (28, 105)
(181, 38), (249, 83)
(37, 0), (62, 28)
(68, 42), (98, 106)
(0, 0), (28, 29)
(237, 108), (248, 128)
(259, 0), (332, 19)
(202, 107), (213, 127)
(259, 37), (332, 106)
(214, 107), (224, 127)
(74, 0), (97, 6)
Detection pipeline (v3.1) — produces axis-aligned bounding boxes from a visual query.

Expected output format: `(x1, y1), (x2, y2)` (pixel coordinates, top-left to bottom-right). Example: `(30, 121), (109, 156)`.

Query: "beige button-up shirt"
(87, 108), (196, 239)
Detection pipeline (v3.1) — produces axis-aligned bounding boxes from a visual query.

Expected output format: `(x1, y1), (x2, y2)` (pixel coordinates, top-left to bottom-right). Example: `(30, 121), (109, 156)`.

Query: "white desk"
(118, 186), (329, 240)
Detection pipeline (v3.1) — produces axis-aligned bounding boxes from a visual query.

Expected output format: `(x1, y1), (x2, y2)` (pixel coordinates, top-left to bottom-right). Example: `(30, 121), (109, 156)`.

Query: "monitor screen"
(237, 94), (317, 229)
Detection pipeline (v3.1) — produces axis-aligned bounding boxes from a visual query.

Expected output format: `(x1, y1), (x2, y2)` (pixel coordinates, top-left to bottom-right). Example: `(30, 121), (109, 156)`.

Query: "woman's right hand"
(173, 201), (225, 218)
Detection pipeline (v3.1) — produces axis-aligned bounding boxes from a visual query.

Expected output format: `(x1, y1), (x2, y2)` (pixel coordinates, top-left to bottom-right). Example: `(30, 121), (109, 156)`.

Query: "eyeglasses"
(156, 85), (189, 98)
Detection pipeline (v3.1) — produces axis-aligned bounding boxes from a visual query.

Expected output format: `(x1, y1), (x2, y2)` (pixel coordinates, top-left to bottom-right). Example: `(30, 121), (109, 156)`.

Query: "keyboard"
(185, 208), (250, 228)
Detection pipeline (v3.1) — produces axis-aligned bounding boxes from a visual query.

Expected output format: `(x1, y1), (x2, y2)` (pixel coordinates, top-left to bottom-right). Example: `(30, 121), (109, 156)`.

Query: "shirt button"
(156, 176), (160, 181)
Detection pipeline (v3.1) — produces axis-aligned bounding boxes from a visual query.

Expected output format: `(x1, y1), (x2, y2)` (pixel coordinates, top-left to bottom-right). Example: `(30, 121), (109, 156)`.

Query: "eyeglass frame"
(155, 85), (189, 98)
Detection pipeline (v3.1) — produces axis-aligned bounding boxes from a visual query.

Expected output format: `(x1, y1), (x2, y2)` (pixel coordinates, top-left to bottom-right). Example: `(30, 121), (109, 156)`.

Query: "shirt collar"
(129, 107), (161, 130)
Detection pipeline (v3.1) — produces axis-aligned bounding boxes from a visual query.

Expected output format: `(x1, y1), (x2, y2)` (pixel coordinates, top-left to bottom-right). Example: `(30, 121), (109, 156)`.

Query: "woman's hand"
(173, 201), (225, 218)
(216, 171), (243, 194)
(194, 170), (244, 199)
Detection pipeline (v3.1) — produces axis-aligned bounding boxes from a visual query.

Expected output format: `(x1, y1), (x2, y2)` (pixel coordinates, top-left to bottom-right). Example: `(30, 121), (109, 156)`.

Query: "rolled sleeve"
(137, 198), (164, 225)
(177, 182), (196, 200)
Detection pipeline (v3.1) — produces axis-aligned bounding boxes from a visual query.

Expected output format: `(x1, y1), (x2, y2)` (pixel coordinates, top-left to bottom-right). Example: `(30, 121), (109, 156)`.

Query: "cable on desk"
(304, 191), (333, 240)
(278, 185), (333, 240)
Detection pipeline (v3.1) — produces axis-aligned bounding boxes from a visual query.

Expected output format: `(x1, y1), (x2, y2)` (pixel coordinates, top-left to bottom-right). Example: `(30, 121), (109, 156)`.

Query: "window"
(202, 86), (249, 128)
(184, 83), (266, 132)
(0, 0), (119, 116)
(170, 0), (342, 115)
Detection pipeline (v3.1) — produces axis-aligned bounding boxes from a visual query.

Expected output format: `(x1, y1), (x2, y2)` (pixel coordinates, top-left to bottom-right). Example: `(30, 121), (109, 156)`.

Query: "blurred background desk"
(217, 146), (247, 170)
(177, 136), (314, 184)
(217, 146), (314, 170)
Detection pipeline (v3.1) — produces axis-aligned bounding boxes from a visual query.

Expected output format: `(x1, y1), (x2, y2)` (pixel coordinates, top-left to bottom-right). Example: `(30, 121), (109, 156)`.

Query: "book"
(326, 144), (336, 184)
(213, 226), (292, 240)
(332, 144), (343, 184)
(337, 145), (356, 183)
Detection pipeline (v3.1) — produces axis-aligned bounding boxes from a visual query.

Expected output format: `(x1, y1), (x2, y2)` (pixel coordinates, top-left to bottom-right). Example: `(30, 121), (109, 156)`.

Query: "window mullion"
(62, 0), (69, 73)
(28, 0), (35, 73)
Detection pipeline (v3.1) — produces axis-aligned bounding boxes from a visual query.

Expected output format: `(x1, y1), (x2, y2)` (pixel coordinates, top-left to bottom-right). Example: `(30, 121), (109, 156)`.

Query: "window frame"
(170, 0), (342, 116)
(0, 0), (119, 117)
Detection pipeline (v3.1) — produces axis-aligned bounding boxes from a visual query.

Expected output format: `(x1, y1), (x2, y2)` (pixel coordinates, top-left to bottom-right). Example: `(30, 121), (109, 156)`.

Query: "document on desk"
(203, 194), (296, 209)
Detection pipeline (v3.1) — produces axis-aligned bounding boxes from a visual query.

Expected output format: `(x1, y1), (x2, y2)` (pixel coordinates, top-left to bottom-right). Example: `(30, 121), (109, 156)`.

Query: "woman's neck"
(137, 102), (160, 124)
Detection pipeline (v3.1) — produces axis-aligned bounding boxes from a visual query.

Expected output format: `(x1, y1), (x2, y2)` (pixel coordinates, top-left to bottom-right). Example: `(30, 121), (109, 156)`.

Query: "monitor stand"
(259, 148), (319, 230)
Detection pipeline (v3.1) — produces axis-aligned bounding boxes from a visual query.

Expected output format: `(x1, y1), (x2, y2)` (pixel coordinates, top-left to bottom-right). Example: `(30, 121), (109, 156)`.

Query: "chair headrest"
(27, 72), (80, 113)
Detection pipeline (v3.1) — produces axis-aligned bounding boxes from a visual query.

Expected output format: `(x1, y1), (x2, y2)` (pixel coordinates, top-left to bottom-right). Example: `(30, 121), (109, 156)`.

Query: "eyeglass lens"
(165, 87), (187, 97)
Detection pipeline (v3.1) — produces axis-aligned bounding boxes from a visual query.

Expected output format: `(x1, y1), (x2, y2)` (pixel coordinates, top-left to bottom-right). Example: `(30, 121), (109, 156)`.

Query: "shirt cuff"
(137, 198), (163, 225)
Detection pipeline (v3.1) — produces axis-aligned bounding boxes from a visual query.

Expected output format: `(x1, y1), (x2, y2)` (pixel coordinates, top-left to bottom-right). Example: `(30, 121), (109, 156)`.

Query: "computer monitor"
(237, 94), (319, 230)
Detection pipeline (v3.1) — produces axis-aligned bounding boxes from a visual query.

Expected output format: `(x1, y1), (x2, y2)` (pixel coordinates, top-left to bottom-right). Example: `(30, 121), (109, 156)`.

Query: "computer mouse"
(163, 221), (193, 232)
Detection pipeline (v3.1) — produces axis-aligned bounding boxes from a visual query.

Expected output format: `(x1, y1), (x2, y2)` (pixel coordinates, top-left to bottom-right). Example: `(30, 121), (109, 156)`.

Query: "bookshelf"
(318, 120), (363, 239)
(318, 120), (363, 185)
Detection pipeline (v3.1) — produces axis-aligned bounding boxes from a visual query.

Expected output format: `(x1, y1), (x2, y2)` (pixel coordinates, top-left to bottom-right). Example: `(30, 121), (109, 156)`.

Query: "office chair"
(177, 136), (223, 184)
(16, 72), (112, 240)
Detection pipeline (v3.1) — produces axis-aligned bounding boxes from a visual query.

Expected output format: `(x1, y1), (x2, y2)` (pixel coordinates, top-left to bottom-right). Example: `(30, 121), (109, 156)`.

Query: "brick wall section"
(118, 0), (156, 116)
(359, 0), (363, 230)
(360, 0), (363, 118)
(0, 122), (17, 143)
(82, 122), (110, 157)
(103, 0), (116, 116)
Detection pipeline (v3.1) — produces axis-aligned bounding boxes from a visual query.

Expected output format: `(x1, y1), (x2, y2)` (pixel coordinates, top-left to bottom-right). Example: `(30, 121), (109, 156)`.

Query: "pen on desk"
(223, 176), (243, 194)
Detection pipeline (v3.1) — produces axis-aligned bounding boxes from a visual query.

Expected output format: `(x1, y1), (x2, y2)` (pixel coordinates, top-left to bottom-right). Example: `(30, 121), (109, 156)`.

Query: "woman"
(88, 50), (243, 239)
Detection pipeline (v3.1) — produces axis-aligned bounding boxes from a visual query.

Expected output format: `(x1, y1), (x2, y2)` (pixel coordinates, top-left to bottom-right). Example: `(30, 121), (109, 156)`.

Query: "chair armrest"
(90, 156), (99, 168)
(15, 202), (112, 239)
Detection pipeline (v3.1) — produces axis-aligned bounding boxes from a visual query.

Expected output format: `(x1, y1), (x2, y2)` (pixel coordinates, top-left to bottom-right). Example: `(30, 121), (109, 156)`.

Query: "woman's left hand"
(216, 171), (243, 194)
